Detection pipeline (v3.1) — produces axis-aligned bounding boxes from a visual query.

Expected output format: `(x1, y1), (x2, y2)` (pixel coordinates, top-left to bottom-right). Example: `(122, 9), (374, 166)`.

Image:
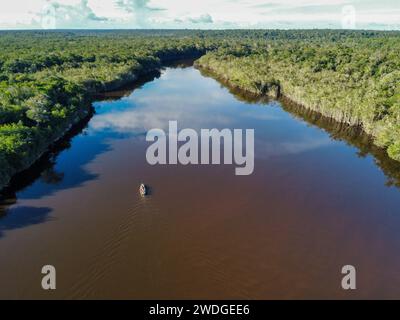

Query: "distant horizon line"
(0, 28), (399, 32)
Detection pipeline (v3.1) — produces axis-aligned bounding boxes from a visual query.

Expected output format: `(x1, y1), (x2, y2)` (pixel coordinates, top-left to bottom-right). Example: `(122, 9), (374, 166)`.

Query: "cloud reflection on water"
(90, 67), (336, 161)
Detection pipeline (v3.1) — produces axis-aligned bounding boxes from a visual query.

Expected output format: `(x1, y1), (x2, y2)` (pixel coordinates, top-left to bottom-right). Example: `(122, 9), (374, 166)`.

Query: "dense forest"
(0, 30), (216, 189)
(195, 31), (400, 162)
(0, 30), (399, 189)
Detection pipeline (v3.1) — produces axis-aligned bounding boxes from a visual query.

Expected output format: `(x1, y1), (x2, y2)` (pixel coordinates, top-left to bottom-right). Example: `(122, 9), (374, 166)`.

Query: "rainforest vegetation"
(0, 30), (399, 189)
(0, 30), (215, 189)
(195, 31), (400, 163)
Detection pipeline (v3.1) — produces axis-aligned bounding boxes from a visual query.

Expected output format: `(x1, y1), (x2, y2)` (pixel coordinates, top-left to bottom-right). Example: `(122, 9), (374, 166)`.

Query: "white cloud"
(0, 0), (399, 29)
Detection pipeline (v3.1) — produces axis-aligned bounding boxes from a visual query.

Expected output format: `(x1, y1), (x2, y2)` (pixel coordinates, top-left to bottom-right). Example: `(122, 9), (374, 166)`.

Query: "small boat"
(139, 183), (147, 196)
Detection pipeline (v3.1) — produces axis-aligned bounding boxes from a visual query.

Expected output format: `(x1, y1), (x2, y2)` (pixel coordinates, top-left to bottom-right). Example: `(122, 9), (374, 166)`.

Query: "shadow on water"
(163, 58), (199, 69)
(278, 97), (400, 188)
(199, 66), (400, 189)
(94, 59), (193, 102)
(0, 65), (166, 227)
(0, 206), (53, 238)
(197, 67), (272, 105)
(0, 61), (190, 237)
(0, 114), (105, 202)
(93, 69), (162, 102)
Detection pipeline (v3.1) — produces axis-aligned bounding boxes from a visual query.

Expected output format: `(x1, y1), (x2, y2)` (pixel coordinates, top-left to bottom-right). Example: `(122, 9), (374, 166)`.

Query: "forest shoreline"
(195, 61), (399, 163)
(1, 30), (399, 192)
(2, 55), (397, 193)
(0, 52), (205, 192)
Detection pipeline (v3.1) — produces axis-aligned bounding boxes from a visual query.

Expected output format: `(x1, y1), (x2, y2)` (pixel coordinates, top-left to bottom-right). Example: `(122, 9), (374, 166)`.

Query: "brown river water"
(1, 61), (400, 299)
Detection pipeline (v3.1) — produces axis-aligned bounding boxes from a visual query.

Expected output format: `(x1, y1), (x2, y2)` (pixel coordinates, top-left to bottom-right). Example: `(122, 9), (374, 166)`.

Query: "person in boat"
(139, 183), (147, 196)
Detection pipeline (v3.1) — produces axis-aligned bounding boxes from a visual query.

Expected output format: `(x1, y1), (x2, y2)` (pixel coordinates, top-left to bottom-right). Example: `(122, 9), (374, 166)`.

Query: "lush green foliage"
(196, 33), (400, 161)
(0, 29), (399, 188)
(0, 30), (216, 188)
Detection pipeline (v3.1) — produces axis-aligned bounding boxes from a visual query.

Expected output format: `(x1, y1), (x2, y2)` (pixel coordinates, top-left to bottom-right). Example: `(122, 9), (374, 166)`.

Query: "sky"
(0, 0), (399, 30)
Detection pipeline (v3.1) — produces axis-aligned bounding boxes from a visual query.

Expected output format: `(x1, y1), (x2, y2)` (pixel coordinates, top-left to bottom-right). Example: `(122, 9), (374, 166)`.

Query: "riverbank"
(0, 51), (206, 192)
(194, 41), (400, 163)
(1, 30), (399, 192)
(0, 106), (91, 193)
(197, 63), (400, 188)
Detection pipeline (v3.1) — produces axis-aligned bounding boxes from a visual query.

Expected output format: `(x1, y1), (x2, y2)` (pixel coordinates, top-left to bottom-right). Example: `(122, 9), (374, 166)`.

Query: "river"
(1, 61), (400, 299)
